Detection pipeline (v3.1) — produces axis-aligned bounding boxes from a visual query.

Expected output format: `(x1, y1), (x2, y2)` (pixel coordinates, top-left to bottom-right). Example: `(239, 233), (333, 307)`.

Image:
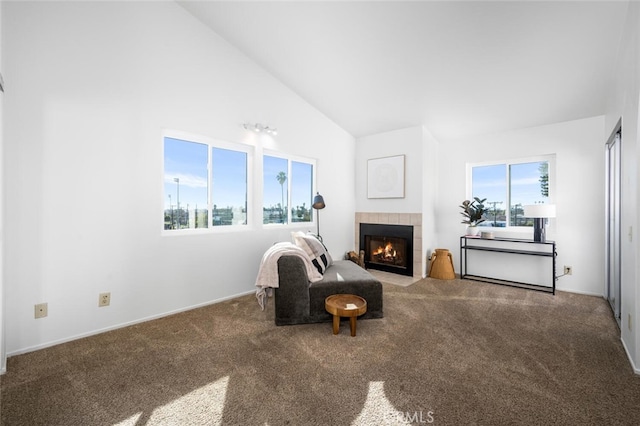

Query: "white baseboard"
(621, 337), (640, 375)
(6, 289), (255, 358)
(555, 286), (604, 297)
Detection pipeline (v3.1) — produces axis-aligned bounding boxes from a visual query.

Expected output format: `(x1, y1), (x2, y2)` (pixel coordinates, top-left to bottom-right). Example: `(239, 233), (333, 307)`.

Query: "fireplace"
(360, 223), (413, 276)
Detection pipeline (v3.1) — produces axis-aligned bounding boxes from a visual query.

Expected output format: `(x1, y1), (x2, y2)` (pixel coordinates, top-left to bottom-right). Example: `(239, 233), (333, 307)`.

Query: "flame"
(373, 242), (396, 259)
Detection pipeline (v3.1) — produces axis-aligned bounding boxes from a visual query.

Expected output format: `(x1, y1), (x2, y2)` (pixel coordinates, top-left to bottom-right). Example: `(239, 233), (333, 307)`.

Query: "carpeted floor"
(1, 278), (640, 425)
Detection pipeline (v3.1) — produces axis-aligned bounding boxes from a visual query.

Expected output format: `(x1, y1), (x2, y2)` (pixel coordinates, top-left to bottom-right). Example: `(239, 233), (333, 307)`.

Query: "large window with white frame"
(163, 132), (251, 231)
(263, 153), (315, 225)
(467, 155), (554, 228)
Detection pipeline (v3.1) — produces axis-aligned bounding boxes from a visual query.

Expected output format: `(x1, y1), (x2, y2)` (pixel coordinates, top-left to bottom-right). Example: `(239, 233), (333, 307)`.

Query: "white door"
(605, 120), (621, 327)
(0, 74), (4, 373)
(0, 73), (4, 373)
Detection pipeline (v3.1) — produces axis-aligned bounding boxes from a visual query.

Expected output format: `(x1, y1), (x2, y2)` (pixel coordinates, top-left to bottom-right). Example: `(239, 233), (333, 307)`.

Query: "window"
(263, 154), (315, 225)
(211, 147), (247, 226)
(263, 155), (289, 224)
(164, 137), (209, 230)
(291, 161), (313, 223)
(163, 133), (250, 231)
(468, 155), (554, 228)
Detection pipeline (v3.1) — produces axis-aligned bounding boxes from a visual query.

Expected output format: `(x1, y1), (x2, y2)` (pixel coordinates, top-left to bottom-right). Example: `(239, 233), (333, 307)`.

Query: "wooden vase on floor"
(428, 248), (456, 280)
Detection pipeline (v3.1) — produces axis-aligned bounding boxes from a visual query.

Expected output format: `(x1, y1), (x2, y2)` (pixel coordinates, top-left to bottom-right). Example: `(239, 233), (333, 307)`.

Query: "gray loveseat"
(274, 256), (383, 326)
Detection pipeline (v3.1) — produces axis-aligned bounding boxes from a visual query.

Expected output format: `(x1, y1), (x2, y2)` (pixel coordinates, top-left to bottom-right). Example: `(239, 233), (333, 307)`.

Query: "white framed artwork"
(367, 155), (405, 199)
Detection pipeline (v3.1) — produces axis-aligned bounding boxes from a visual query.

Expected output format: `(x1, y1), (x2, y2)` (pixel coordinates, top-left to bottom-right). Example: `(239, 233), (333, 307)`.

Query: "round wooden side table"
(325, 294), (367, 337)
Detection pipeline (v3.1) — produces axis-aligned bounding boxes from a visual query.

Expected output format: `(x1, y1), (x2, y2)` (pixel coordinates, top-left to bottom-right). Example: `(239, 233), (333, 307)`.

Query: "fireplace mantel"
(355, 212), (423, 278)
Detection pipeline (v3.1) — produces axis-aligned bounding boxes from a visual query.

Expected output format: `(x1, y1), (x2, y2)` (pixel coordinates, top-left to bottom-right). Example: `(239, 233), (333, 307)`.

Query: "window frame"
(262, 149), (317, 228)
(162, 129), (254, 235)
(466, 154), (556, 231)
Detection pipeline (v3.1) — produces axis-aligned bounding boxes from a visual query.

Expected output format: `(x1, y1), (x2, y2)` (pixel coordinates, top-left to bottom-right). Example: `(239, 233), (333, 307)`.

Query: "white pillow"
(292, 232), (332, 274)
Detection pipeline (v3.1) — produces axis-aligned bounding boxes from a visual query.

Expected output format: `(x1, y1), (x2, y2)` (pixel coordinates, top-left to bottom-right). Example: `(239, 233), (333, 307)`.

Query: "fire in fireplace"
(370, 237), (405, 266)
(360, 223), (413, 276)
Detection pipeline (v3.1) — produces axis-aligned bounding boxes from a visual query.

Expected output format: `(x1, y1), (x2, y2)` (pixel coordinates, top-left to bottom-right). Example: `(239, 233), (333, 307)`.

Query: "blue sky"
(291, 161), (313, 216)
(263, 155), (288, 210)
(212, 148), (247, 210)
(164, 138), (208, 211)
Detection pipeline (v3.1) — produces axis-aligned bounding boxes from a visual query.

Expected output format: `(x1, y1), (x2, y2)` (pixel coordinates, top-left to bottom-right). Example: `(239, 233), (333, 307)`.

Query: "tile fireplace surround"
(355, 212), (423, 279)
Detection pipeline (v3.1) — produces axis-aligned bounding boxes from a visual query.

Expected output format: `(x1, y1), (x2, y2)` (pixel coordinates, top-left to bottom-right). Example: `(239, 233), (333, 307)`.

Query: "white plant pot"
(466, 225), (480, 236)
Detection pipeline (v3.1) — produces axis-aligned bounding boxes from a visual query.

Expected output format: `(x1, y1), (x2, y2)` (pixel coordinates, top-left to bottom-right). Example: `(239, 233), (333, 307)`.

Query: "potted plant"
(460, 197), (487, 236)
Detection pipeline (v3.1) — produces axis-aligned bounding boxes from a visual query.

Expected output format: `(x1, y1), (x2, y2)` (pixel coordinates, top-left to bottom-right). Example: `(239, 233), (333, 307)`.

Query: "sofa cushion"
(308, 261), (383, 321)
(292, 232), (332, 274)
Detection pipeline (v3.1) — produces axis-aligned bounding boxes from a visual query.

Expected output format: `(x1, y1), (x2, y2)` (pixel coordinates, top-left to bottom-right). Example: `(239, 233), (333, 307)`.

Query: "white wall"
(2, 1), (355, 355)
(357, 118), (606, 293)
(437, 116), (606, 296)
(354, 125), (441, 277)
(355, 126), (423, 214)
(605, 0), (640, 372)
(421, 126), (439, 275)
(355, 126), (430, 275)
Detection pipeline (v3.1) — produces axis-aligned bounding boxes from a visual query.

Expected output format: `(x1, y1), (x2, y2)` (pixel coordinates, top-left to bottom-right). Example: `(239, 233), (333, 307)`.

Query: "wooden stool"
(325, 294), (367, 336)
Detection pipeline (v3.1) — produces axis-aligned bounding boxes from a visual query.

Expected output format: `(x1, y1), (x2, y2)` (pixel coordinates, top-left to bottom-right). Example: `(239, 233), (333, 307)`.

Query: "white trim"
(555, 287), (603, 298)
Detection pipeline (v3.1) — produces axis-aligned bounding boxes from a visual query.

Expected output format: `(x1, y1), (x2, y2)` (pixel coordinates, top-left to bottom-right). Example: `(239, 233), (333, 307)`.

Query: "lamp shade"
(312, 193), (325, 210)
(523, 204), (556, 218)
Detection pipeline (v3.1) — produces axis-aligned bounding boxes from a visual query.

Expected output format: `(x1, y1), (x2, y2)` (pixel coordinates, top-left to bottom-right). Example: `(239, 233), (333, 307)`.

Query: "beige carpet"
(2, 278), (640, 425)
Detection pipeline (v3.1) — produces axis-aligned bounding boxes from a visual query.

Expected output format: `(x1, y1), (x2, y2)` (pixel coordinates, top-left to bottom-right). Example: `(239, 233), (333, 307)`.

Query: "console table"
(460, 236), (556, 294)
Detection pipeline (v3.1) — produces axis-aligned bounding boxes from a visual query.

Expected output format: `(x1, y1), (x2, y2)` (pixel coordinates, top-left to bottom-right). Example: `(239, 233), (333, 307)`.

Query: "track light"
(243, 123), (277, 135)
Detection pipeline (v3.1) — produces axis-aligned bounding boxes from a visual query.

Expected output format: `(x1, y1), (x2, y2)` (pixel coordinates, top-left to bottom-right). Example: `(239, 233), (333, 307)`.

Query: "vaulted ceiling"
(178, 1), (628, 141)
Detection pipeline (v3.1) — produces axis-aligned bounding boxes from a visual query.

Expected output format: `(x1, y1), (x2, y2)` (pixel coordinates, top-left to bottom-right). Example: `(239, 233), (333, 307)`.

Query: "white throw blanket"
(255, 242), (323, 310)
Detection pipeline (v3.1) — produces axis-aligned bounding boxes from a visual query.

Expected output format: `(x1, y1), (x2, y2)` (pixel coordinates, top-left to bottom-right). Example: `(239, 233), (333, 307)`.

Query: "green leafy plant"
(460, 197), (488, 226)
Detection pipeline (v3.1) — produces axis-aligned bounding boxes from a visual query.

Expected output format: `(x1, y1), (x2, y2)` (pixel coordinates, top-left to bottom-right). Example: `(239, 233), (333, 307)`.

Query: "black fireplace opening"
(360, 223), (413, 276)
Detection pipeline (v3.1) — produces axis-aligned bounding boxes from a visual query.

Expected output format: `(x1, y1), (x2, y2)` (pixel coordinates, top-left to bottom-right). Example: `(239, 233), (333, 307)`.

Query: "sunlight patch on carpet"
(352, 381), (414, 425)
(113, 412), (142, 426)
(148, 376), (229, 425)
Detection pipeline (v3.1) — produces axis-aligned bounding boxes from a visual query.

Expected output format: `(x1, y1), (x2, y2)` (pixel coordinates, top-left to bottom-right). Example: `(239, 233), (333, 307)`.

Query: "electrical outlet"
(564, 266), (572, 275)
(34, 303), (48, 319)
(99, 292), (111, 307)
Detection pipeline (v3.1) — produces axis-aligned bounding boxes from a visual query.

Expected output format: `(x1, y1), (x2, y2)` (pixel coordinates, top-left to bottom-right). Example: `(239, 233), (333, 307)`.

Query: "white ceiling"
(178, 1), (628, 141)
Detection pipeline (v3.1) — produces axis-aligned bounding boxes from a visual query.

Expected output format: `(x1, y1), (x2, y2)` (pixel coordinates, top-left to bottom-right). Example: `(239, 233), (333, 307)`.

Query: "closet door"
(605, 120), (621, 327)
(0, 72), (4, 372)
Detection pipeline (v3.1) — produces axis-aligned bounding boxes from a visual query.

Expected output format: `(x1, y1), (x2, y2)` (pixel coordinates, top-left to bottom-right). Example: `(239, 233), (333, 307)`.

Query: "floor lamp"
(312, 192), (326, 241)
(523, 204), (556, 242)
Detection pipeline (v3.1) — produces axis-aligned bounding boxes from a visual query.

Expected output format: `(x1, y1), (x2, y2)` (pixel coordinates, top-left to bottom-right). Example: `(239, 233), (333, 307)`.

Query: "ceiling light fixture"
(243, 123), (277, 136)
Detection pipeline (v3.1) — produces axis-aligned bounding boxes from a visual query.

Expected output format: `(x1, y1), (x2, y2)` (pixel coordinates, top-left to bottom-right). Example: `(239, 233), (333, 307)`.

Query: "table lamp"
(523, 204), (556, 242)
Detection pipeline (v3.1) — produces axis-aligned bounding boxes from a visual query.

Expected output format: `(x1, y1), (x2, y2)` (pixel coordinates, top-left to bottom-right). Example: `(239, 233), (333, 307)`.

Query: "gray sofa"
(274, 256), (383, 326)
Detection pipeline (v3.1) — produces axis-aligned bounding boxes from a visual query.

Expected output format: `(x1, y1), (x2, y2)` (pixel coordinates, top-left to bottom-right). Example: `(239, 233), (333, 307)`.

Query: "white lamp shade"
(523, 204), (556, 218)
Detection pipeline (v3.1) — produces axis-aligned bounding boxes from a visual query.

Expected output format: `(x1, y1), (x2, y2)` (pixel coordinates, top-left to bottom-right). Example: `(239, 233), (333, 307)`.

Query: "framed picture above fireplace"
(367, 154), (405, 199)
